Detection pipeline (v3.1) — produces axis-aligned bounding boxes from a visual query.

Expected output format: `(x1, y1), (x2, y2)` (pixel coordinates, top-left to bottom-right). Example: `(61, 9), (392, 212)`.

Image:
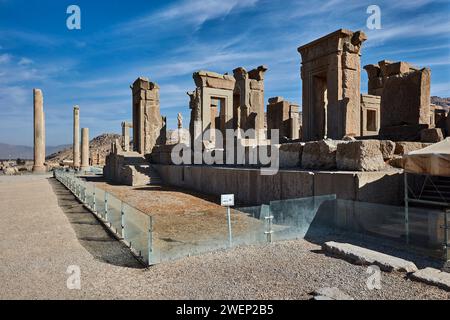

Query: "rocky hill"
(431, 96), (450, 108)
(46, 133), (121, 166)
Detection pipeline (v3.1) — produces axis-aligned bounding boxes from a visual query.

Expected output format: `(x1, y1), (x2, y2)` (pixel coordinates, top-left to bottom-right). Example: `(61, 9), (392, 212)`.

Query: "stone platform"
(153, 165), (403, 206)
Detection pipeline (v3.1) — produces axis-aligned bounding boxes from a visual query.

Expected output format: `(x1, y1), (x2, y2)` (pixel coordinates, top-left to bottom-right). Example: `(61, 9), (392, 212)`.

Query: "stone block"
(301, 139), (343, 170)
(336, 140), (385, 171)
(323, 241), (418, 272)
(394, 141), (431, 155)
(280, 170), (314, 200)
(380, 140), (395, 160)
(379, 124), (429, 142)
(279, 142), (303, 168)
(314, 172), (356, 200)
(363, 64), (381, 79)
(388, 156), (404, 169)
(355, 171), (403, 205)
(268, 96), (284, 104)
(380, 68), (431, 127)
(385, 61), (412, 76)
(420, 128), (444, 143)
(411, 268), (450, 291)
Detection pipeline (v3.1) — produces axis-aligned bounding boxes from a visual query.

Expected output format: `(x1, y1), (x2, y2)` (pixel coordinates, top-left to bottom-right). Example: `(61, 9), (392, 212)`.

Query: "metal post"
(93, 184), (96, 212)
(227, 206), (232, 247)
(121, 202), (125, 239)
(445, 209), (449, 262)
(105, 192), (109, 221)
(148, 216), (153, 266)
(404, 172), (409, 245)
(265, 211), (274, 243)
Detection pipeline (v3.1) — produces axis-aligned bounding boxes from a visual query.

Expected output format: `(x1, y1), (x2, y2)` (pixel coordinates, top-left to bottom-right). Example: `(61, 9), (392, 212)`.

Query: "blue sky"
(0, 0), (449, 146)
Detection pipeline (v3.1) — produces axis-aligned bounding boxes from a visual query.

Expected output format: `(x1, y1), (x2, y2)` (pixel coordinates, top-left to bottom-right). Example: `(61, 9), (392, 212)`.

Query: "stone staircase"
(120, 151), (162, 186)
(420, 176), (450, 204)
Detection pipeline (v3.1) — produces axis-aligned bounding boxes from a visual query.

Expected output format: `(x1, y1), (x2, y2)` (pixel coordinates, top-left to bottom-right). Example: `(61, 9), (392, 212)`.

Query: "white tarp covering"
(404, 138), (450, 177)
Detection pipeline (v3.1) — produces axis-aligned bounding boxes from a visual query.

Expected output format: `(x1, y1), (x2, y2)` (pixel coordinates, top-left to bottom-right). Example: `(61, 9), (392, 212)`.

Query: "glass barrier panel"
(151, 208), (231, 264)
(84, 182), (96, 210)
(94, 187), (106, 219)
(123, 203), (150, 265)
(107, 193), (123, 237)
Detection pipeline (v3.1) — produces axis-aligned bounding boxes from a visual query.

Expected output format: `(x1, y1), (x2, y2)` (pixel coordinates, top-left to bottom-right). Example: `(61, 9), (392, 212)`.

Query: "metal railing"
(54, 170), (154, 266)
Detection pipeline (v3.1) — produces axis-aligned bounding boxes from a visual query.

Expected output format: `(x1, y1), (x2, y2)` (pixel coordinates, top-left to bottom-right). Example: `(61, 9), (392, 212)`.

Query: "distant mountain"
(0, 143), (70, 160)
(431, 96), (450, 108)
(46, 133), (121, 165)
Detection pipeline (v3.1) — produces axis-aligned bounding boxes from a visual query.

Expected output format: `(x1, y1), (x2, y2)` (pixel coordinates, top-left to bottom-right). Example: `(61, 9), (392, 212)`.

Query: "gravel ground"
(0, 175), (449, 300)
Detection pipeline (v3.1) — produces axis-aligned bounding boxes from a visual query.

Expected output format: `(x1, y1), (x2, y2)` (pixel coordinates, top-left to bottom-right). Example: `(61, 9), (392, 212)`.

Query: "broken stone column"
(233, 65), (268, 139)
(121, 121), (132, 152)
(365, 60), (431, 141)
(33, 89), (46, 173)
(81, 128), (89, 171)
(73, 106), (80, 169)
(267, 97), (301, 143)
(131, 77), (165, 155)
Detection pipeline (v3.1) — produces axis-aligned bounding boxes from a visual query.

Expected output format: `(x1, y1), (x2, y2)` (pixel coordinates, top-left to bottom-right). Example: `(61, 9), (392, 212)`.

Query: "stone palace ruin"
(98, 29), (448, 207)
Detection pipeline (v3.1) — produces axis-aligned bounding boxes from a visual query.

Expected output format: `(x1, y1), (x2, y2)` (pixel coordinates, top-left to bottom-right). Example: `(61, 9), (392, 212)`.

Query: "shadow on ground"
(48, 177), (144, 269)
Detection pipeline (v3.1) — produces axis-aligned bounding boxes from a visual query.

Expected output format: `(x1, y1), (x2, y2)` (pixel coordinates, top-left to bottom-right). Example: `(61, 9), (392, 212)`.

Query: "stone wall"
(153, 164), (404, 206)
(267, 97), (300, 143)
(360, 94), (380, 136)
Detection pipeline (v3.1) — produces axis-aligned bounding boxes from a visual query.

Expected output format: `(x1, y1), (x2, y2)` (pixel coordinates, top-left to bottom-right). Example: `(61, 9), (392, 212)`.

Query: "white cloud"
(119, 0), (258, 33)
(0, 53), (11, 64)
(18, 57), (33, 66)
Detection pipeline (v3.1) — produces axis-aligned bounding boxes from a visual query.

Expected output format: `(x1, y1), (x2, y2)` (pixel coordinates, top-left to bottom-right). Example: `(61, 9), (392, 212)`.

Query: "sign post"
(221, 194), (235, 248)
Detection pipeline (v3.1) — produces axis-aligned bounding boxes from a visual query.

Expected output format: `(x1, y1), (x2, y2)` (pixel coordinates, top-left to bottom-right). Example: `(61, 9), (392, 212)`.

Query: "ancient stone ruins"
(30, 29), (448, 207)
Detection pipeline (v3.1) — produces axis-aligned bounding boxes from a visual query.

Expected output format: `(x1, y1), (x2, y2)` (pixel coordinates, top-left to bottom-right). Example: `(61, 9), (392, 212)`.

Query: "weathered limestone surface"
(388, 156), (404, 169)
(132, 77), (165, 155)
(154, 164), (403, 206)
(33, 89), (46, 173)
(365, 60), (432, 142)
(301, 139), (343, 169)
(73, 106), (80, 169)
(233, 66), (267, 137)
(420, 128), (444, 143)
(314, 172), (357, 200)
(104, 141), (161, 186)
(394, 142), (431, 155)
(81, 128), (89, 170)
(336, 140), (385, 171)
(298, 29), (367, 141)
(411, 268), (450, 291)
(280, 171), (314, 199)
(279, 142), (303, 168)
(355, 171), (403, 205)
(381, 67), (431, 127)
(323, 241), (418, 273)
(121, 122), (132, 152)
(3, 167), (19, 175)
(191, 70), (235, 151)
(380, 124), (429, 142)
(380, 140), (396, 160)
(267, 97), (300, 143)
(360, 94), (381, 136)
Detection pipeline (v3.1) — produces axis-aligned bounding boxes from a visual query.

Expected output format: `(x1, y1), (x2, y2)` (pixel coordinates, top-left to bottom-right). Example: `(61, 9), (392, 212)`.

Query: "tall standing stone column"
(73, 106), (80, 169)
(121, 121), (131, 152)
(33, 89), (46, 173)
(81, 128), (89, 171)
